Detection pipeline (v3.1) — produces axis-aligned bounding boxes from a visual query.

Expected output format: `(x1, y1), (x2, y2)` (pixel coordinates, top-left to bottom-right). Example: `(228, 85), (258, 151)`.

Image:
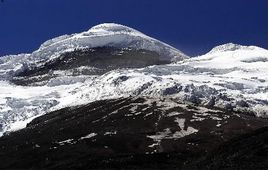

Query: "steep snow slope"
(11, 47), (169, 86)
(0, 23), (267, 137)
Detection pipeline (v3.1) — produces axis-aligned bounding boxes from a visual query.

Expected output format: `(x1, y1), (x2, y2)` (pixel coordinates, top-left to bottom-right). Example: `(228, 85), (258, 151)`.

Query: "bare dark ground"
(0, 97), (267, 170)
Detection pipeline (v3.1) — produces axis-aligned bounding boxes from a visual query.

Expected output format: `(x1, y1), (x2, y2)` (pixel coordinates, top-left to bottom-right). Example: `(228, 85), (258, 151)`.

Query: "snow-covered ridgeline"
(0, 23), (188, 81)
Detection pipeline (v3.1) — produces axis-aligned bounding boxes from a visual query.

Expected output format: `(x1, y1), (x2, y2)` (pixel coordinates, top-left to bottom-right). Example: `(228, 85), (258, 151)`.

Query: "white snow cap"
(90, 23), (142, 33)
(36, 23), (188, 63)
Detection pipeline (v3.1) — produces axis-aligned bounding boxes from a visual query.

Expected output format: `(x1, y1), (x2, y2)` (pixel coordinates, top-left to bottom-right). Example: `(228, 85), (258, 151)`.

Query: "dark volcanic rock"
(192, 127), (268, 170)
(0, 97), (267, 169)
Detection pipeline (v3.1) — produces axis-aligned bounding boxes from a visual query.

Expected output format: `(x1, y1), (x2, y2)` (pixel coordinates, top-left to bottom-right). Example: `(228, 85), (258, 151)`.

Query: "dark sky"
(0, 0), (267, 56)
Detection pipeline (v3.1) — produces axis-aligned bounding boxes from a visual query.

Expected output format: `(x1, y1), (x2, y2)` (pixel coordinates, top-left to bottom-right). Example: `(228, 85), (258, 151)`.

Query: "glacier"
(0, 23), (268, 136)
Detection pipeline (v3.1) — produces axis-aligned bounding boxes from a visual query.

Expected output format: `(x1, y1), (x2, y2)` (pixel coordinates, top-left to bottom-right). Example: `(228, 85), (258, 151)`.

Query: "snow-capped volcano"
(0, 23), (188, 82)
(32, 23), (187, 64)
(37, 23), (188, 61)
(36, 23), (187, 62)
(38, 23), (188, 61)
(0, 24), (268, 136)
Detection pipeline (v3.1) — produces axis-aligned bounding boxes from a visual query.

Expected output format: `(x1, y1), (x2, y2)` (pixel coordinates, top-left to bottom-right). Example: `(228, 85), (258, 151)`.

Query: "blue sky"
(0, 0), (267, 56)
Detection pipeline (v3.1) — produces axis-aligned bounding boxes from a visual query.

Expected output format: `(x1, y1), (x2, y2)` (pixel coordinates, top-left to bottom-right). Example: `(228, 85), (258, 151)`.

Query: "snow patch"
(104, 131), (117, 136)
(8, 115), (41, 133)
(57, 139), (75, 145)
(79, 133), (97, 140)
